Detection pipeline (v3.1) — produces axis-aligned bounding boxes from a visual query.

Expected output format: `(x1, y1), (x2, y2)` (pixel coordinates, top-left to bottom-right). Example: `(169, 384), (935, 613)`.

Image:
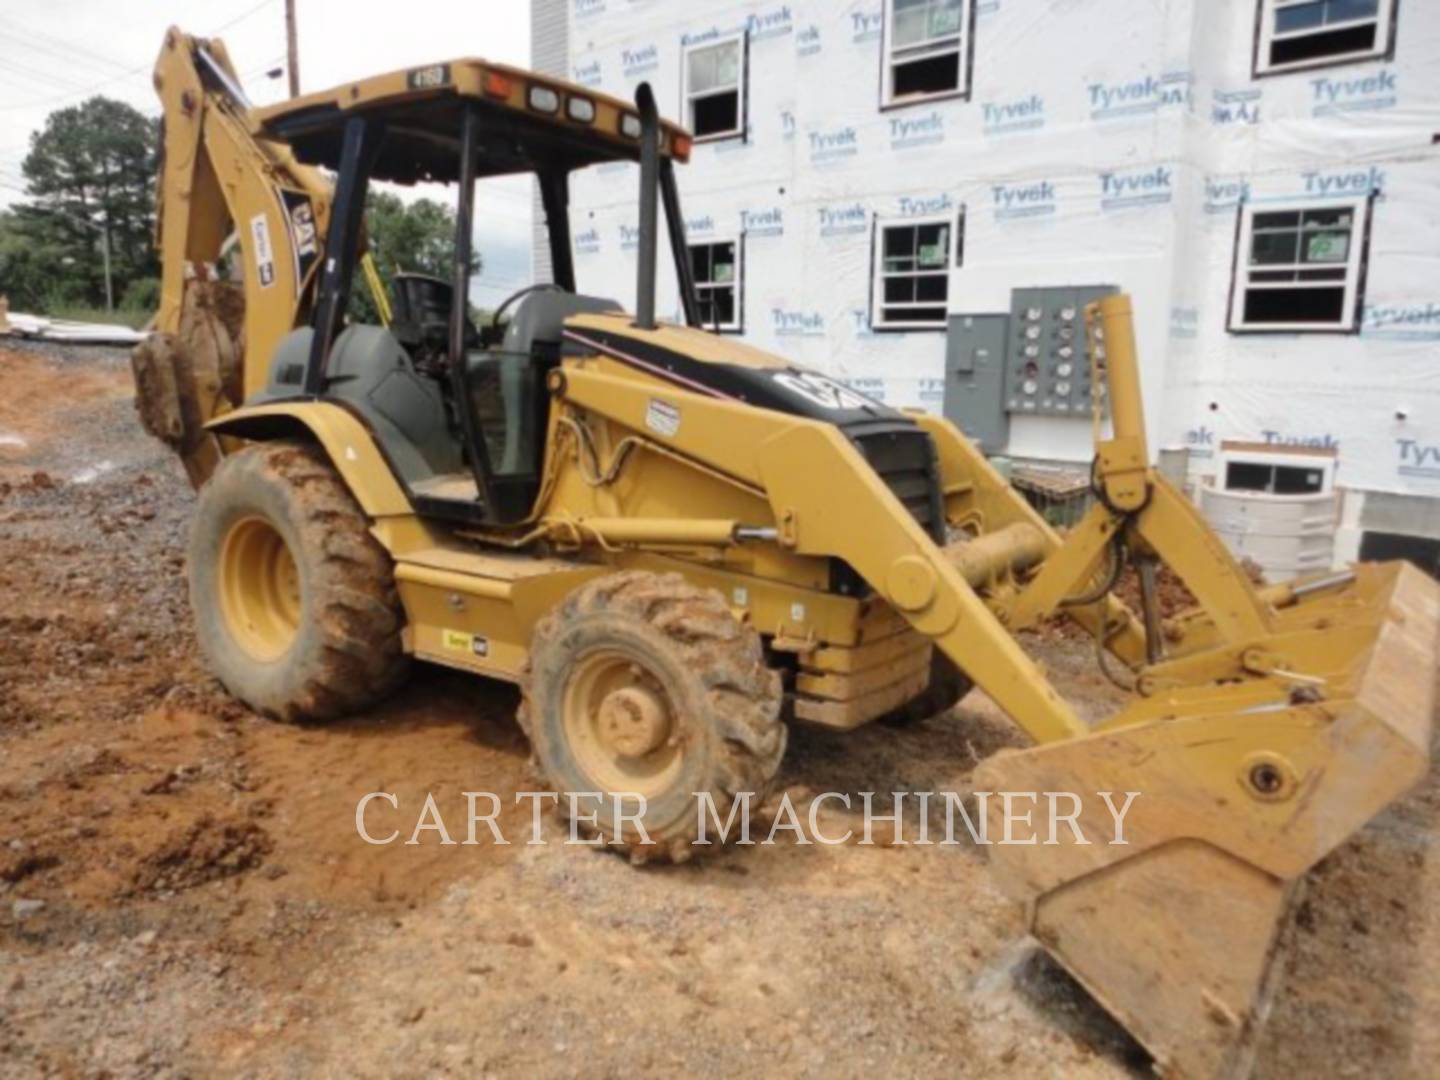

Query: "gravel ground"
(0, 340), (1436, 1078)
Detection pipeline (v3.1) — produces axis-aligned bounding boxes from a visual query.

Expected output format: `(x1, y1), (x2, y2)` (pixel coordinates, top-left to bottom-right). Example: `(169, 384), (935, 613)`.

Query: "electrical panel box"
(1003, 285), (1117, 418)
(942, 313), (1010, 452)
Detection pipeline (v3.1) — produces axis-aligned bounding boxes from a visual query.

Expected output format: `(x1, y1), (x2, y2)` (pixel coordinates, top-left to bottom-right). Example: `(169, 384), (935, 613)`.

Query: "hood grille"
(848, 423), (946, 545)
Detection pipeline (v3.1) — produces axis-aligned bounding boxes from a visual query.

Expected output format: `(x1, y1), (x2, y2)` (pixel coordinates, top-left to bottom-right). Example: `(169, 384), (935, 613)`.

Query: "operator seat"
(482, 291), (621, 477)
(500, 291), (621, 357)
(391, 273), (479, 362)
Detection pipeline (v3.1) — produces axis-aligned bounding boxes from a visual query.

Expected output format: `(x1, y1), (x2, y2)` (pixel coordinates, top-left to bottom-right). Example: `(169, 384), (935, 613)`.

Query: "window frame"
(688, 234), (744, 334)
(879, 0), (976, 109)
(1253, 0), (1398, 78)
(1226, 195), (1374, 335)
(870, 213), (960, 332)
(680, 31), (749, 144)
(1218, 444), (1338, 495)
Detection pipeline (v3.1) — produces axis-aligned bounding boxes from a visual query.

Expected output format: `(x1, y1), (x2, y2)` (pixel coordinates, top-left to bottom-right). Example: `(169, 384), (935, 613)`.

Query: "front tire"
(520, 571), (786, 862)
(188, 440), (409, 721)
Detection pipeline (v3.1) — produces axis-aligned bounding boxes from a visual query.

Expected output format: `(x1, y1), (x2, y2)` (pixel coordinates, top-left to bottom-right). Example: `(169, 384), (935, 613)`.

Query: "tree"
(351, 190), (482, 322)
(0, 209), (72, 311)
(14, 96), (159, 310)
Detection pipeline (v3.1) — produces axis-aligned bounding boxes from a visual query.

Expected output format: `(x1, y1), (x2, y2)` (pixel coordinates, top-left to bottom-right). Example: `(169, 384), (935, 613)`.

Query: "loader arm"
(557, 295), (1439, 1078)
(557, 364), (1091, 744)
(133, 28), (333, 486)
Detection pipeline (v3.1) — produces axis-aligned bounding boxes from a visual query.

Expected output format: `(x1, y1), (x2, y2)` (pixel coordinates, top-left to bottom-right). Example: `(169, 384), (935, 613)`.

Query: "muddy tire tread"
(519, 570), (785, 864)
(190, 440), (408, 722)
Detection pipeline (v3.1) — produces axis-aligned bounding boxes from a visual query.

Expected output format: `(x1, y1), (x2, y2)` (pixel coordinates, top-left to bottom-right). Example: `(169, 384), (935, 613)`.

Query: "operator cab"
(249, 60), (698, 525)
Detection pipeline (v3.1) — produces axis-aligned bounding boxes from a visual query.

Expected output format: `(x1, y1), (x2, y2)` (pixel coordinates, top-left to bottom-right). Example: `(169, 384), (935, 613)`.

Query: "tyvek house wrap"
(555, 0), (1440, 499)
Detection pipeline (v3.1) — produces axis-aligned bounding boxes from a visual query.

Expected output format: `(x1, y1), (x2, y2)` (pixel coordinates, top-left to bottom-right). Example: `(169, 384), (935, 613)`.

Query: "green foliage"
(0, 96), (158, 316)
(350, 190), (482, 323)
(9, 96), (159, 312)
(0, 99), (496, 332)
(0, 209), (74, 310)
(120, 276), (161, 312)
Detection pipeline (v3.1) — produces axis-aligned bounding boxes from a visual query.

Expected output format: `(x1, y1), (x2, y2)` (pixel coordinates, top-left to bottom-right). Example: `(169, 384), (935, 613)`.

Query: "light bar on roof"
(483, 70), (512, 98)
(566, 95), (596, 124)
(527, 85), (560, 113)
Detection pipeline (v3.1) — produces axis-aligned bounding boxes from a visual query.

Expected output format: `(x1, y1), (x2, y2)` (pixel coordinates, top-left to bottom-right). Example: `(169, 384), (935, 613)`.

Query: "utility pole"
(285, 0), (301, 98)
(100, 225), (113, 312)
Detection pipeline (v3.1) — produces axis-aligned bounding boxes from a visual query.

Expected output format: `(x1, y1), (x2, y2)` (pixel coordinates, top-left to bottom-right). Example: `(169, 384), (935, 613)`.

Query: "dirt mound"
(1112, 561), (1196, 619)
(0, 339), (1434, 1079)
(132, 814), (274, 894)
(1038, 555), (1267, 644)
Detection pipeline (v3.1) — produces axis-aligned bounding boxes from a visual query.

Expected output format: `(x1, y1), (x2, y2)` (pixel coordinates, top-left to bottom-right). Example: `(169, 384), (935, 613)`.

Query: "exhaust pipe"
(633, 82), (659, 331)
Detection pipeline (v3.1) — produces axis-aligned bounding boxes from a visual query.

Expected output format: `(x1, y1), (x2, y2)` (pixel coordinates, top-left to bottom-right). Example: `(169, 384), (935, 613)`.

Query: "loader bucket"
(975, 561), (1439, 1078)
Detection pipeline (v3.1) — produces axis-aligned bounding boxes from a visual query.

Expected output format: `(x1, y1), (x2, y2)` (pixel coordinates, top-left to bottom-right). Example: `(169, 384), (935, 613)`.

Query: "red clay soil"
(1, 342), (1436, 1078)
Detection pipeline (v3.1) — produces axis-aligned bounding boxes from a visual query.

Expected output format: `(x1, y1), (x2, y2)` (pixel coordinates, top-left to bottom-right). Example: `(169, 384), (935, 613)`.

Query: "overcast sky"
(0, 0), (534, 306)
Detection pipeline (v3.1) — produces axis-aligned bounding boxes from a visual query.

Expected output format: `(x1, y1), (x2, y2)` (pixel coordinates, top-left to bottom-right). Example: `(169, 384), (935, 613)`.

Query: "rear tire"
(188, 440), (409, 721)
(520, 571), (786, 863)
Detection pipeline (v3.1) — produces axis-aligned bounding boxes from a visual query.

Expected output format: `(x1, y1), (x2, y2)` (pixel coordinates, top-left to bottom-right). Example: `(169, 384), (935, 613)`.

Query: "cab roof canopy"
(251, 59), (691, 185)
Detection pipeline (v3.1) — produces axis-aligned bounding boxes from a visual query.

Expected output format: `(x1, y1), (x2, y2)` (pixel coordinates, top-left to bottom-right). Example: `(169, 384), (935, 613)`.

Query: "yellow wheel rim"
(561, 649), (684, 800)
(218, 515), (303, 662)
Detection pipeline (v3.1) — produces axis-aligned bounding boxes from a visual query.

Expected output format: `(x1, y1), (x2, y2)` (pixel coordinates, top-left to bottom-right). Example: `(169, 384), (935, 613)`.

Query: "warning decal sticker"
(250, 212), (276, 289)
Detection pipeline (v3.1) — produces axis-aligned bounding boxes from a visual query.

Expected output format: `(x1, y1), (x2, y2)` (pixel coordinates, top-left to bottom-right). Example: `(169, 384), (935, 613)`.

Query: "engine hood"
(561, 312), (946, 546)
(561, 312), (910, 427)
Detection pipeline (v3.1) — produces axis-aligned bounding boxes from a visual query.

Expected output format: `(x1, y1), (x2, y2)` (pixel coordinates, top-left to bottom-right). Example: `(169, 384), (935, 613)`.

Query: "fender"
(206, 402), (411, 518)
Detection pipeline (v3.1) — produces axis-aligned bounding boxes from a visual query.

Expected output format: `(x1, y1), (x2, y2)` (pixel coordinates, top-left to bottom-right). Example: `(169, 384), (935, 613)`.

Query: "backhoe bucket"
(975, 561), (1439, 1078)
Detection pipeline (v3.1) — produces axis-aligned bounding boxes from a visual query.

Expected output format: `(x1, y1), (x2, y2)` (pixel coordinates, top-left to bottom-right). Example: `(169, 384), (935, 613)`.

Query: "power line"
(0, 73), (65, 102)
(237, 54), (290, 84)
(0, 59), (152, 111)
(3, 16), (143, 75)
(0, 57), (101, 93)
(0, 68), (104, 106)
(213, 0), (282, 36)
(0, 30), (140, 85)
(0, 0), (284, 113)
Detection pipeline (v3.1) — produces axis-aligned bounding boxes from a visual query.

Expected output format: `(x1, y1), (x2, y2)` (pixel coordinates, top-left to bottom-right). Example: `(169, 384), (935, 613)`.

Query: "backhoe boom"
(133, 28), (331, 485)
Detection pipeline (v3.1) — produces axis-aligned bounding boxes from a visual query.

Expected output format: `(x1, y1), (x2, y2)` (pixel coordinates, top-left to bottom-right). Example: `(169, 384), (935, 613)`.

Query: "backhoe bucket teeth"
(975, 561), (1439, 1078)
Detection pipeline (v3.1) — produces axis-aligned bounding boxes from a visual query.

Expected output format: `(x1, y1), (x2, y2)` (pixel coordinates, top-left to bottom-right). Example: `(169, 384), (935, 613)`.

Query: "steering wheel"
(492, 283), (566, 334)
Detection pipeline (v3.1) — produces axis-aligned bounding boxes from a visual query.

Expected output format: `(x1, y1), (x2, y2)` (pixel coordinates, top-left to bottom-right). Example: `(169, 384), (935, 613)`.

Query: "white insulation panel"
(548, 0), (1440, 498)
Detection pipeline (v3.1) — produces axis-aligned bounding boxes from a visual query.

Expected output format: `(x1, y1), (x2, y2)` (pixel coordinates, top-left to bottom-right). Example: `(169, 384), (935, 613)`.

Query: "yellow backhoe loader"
(131, 28), (1437, 1077)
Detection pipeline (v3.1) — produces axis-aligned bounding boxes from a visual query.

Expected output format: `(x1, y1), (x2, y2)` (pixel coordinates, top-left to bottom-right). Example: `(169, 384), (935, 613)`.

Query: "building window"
(873, 216), (956, 330)
(690, 238), (742, 332)
(1228, 198), (1371, 332)
(682, 34), (746, 141)
(881, 0), (973, 107)
(1255, 0), (1396, 76)
(1225, 460), (1328, 494)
